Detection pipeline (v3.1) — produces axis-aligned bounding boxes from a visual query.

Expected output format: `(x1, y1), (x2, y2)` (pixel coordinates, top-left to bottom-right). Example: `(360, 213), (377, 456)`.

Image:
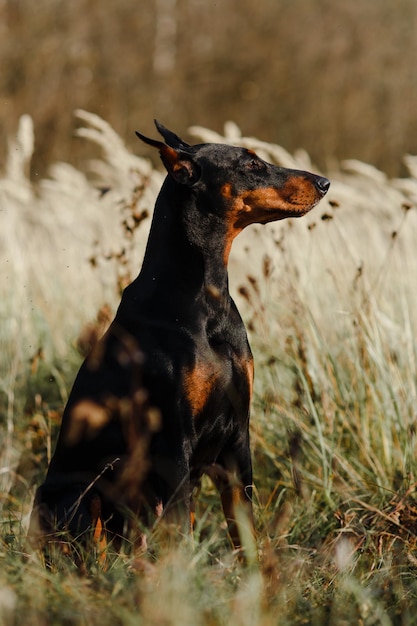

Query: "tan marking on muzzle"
(221, 176), (321, 263)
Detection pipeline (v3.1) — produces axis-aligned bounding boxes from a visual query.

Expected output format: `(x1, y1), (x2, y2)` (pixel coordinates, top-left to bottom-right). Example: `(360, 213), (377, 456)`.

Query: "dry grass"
(2, 114), (417, 624)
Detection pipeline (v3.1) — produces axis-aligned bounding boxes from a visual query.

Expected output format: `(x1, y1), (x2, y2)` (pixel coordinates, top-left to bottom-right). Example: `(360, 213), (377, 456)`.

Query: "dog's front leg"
(150, 455), (192, 542)
(207, 445), (254, 551)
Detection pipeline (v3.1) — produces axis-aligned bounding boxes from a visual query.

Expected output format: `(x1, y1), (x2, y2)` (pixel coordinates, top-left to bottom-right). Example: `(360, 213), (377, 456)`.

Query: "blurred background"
(1, 0), (417, 177)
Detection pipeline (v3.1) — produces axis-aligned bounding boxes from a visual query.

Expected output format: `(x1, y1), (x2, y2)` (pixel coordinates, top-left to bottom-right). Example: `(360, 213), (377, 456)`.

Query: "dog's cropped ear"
(136, 129), (200, 186)
(154, 120), (191, 150)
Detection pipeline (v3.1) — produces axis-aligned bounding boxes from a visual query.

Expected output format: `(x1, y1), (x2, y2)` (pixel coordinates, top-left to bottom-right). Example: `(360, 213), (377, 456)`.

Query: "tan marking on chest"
(183, 360), (220, 417)
(183, 352), (254, 419)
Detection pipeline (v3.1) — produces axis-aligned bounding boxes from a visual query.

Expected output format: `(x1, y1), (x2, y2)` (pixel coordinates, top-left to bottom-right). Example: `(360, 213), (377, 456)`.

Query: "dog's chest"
(182, 332), (253, 423)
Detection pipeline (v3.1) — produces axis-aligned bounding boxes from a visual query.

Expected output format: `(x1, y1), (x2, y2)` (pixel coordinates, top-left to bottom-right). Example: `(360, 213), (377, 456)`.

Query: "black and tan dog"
(31, 123), (329, 550)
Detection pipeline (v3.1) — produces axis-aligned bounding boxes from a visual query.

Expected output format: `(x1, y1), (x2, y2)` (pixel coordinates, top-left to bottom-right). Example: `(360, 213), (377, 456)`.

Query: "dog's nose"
(315, 176), (330, 196)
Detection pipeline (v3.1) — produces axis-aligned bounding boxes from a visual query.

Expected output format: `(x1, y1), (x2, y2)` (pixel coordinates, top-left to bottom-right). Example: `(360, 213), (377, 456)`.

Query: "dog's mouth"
(252, 201), (319, 224)
(234, 175), (330, 228)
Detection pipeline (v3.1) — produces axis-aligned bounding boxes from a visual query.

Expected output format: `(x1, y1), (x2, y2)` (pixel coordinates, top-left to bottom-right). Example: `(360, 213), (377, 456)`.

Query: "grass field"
(2, 113), (417, 624)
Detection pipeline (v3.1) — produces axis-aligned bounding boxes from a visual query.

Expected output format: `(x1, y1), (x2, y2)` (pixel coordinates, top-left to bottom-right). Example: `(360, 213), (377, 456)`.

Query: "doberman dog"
(30, 122), (329, 552)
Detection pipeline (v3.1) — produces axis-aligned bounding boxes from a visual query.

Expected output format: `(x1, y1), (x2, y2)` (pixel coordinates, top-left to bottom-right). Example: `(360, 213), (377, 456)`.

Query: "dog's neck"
(129, 177), (233, 322)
